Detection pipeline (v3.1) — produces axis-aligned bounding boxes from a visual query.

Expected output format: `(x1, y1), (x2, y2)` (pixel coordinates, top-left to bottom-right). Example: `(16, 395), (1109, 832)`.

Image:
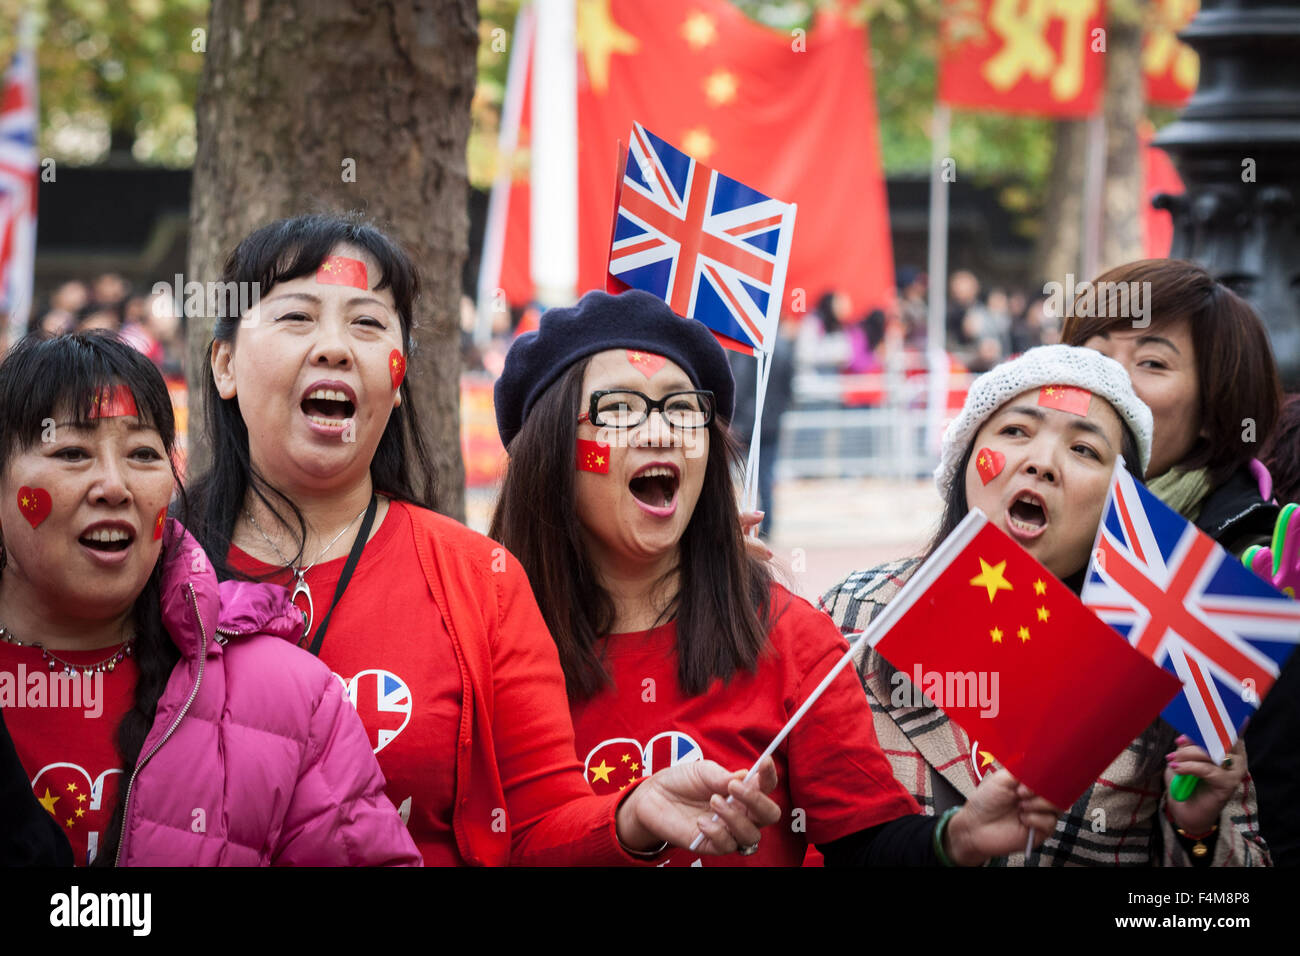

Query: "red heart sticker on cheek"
(389, 350), (406, 390)
(975, 448), (1005, 485)
(17, 487), (52, 528)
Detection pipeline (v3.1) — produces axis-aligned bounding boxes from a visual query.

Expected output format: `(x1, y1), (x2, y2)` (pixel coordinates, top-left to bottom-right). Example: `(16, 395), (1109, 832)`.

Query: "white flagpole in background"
(530, 0), (578, 308)
(925, 104), (951, 457)
(1080, 112), (1106, 283)
(475, 5), (535, 346)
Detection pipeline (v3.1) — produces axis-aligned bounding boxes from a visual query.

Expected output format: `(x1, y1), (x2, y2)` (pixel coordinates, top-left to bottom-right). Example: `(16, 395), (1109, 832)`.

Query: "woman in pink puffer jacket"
(0, 332), (418, 866)
(112, 519), (420, 865)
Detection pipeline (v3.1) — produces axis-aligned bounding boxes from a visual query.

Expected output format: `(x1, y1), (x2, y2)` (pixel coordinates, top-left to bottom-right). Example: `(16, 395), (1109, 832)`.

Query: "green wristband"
(933, 806), (961, 867)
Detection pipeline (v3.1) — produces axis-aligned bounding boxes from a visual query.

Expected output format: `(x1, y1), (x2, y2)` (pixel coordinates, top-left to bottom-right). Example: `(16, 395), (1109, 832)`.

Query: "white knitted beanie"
(934, 345), (1153, 499)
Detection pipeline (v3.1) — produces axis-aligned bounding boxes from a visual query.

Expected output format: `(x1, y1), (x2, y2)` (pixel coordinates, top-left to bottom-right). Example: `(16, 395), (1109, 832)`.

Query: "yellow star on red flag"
(970, 558), (1014, 602)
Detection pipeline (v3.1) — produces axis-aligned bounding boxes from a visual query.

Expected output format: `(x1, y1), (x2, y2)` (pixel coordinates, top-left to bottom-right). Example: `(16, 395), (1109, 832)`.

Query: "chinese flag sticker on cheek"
(975, 448), (1005, 485)
(389, 350), (406, 390)
(154, 507), (167, 541)
(17, 487), (52, 528)
(1038, 385), (1092, 417)
(316, 255), (369, 290)
(577, 439), (610, 475)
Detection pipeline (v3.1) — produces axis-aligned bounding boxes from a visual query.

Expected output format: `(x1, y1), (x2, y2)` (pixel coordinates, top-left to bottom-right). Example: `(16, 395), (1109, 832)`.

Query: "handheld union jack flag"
(1082, 464), (1300, 763)
(0, 30), (38, 338)
(606, 122), (796, 356)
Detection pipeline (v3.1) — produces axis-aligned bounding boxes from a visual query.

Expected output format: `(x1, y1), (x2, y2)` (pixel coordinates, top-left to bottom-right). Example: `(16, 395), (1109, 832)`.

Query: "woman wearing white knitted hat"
(821, 345), (1269, 866)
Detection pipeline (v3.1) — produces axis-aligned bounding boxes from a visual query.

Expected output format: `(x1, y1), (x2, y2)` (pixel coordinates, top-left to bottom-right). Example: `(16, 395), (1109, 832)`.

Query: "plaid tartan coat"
(820, 559), (1271, 866)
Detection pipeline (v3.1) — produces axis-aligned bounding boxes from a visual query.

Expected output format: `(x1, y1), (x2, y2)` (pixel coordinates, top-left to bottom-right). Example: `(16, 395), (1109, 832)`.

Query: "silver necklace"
(245, 504), (368, 637)
(0, 625), (135, 675)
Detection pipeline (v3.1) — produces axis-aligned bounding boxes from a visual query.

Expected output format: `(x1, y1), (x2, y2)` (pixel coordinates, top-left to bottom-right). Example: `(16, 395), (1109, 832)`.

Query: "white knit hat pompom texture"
(933, 345), (1154, 500)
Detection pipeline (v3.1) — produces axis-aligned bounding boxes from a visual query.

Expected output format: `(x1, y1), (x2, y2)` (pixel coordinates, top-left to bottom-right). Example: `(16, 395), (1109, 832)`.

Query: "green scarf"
(1147, 466), (1214, 522)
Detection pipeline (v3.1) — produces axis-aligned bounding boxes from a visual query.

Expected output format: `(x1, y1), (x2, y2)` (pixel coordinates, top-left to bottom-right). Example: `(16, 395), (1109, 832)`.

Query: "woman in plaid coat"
(822, 346), (1269, 866)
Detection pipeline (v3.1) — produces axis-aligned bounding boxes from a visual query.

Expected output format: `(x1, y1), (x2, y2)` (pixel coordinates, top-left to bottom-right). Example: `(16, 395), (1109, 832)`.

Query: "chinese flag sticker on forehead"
(866, 509), (1181, 809)
(315, 255), (369, 290)
(626, 350), (667, 379)
(1037, 384), (1091, 417)
(89, 384), (138, 419)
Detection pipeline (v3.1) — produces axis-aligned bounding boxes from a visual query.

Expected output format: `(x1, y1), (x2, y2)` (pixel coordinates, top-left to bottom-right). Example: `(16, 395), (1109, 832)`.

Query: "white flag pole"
(742, 347), (771, 514)
(475, 4), (535, 346)
(688, 510), (989, 851)
(530, 0), (578, 307)
(925, 103), (952, 458)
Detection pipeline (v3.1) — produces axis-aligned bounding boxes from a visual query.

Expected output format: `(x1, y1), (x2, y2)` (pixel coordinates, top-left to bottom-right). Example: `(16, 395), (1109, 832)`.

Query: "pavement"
(465, 476), (943, 604)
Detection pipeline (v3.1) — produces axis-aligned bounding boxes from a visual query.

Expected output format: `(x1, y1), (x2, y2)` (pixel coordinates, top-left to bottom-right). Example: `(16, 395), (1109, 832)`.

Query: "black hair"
(0, 331), (184, 866)
(186, 213), (437, 578)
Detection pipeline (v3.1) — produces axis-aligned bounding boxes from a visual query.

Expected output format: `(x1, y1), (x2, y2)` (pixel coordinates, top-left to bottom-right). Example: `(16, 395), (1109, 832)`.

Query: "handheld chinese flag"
(1082, 464), (1300, 763)
(868, 509), (1182, 809)
(607, 122), (796, 358)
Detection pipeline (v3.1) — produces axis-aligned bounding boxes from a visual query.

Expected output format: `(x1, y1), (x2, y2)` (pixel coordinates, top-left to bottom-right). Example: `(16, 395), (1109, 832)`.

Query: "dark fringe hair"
(1061, 259), (1282, 487)
(186, 213), (438, 580)
(0, 332), (184, 866)
(489, 359), (774, 700)
(1262, 394), (1300, 507)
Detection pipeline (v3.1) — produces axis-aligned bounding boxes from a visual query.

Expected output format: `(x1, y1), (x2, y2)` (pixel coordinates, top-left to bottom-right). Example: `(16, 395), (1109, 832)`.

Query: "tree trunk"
(187, 0), (477, 520)
(1031, 119), (1088, 287)
(1100, 10), (1144, 271)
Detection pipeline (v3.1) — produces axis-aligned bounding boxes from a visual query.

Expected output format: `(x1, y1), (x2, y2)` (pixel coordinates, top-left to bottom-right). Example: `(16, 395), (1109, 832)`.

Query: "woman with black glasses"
(490, 289), (1060, 866)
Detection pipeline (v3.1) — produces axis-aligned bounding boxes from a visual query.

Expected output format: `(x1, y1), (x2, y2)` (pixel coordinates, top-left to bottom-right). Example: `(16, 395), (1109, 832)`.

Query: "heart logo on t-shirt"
(30, 762), (121, 865)
(582, 731), (703, 797)
(335, 668), (413, 754)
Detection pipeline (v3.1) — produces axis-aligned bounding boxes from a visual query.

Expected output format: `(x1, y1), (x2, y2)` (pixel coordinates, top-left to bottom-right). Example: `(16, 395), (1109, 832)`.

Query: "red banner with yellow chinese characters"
(938, 0), (1107, 117)
(1143, 0), (1198, 107)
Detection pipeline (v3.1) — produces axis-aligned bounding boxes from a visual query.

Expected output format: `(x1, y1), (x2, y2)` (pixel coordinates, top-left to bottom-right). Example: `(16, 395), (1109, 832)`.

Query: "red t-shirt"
(2, 642), (138, 866)
(567, 585), (919, 866)
(228, 499), (463, 865)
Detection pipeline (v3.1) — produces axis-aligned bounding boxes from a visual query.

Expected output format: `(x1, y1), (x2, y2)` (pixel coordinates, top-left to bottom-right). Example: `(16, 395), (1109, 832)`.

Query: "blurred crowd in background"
(17, 273), (186, 380)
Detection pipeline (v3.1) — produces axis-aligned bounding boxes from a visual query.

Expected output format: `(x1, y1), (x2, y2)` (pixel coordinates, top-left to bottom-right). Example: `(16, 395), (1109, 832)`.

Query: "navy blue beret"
(494, 289), (736, 449)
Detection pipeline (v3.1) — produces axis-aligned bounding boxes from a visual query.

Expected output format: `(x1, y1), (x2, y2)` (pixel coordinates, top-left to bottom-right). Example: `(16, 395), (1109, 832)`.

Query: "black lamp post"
(1152, 0), (1300, 388)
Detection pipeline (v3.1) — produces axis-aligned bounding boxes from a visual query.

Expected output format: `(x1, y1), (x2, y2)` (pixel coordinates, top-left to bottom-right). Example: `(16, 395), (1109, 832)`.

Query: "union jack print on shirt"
(607, 122), (795, 355)
(1082, 465), (1300, 762)
(0, 39), (37, 330)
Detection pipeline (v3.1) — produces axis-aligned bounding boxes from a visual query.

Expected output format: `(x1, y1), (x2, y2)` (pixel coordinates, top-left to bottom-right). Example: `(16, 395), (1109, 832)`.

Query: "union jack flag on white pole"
(1, 17), (38, 342)
(608, 122), (795, 358)
(606, 122), (796, 511)
(1082, 462), (1300, 763)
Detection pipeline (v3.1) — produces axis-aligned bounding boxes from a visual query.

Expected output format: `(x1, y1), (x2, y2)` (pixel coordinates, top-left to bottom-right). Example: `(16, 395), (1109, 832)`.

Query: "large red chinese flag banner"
(1143, 0), (1198, 107)
(937, 0), (1106, 117)
(500, 0), (894, 318)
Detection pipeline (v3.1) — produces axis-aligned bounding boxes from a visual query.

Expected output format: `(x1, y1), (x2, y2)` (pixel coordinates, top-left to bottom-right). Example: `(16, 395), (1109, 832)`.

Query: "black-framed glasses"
(578, 389), (715, 429)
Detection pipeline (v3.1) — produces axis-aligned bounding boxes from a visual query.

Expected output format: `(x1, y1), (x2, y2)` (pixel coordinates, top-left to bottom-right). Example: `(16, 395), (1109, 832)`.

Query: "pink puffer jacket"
(114, 521), (420, 866)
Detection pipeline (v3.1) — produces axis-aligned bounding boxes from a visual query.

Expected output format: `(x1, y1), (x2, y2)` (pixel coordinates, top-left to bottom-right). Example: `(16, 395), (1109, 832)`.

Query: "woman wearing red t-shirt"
(187, 214), (781, 865)
(489, 289), (1060, 866)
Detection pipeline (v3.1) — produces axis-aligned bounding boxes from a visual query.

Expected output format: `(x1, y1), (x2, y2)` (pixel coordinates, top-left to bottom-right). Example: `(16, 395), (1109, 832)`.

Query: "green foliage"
(1, 0), (207, 166)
